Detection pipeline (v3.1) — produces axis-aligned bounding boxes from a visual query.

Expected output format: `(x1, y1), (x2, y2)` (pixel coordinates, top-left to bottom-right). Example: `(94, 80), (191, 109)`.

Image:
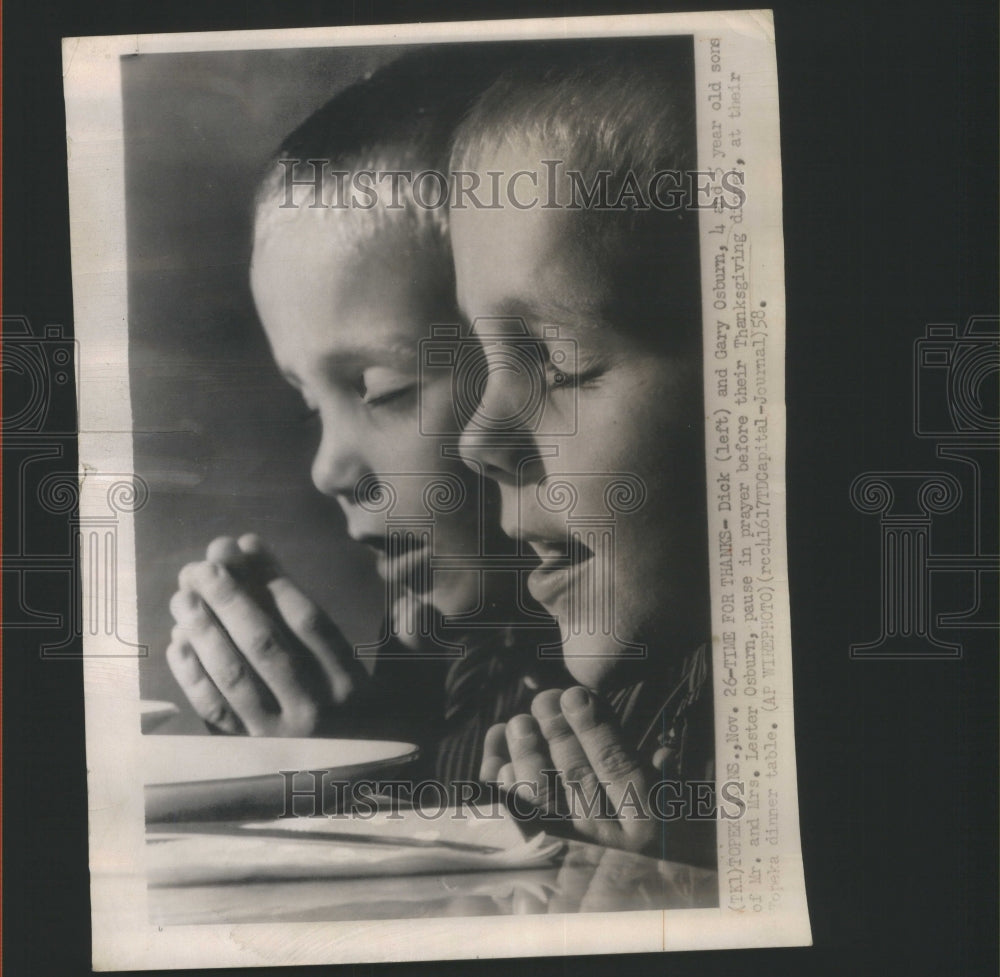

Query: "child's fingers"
(236, 533), (283, 584)
(205, 536), (247, 568)
(206, 535), (281, 612)
(237, 533), (268, 558)
(263, 574), (361, 704)
(532, 688), (606, 825)
(495, 762), (516, 795)
(205, 535), (277, 614)
(480, 722), (511, 783)
(505, 713), (558, 813)
(210, 535), (281, 608)
(178, 561), (321, 721)
(165, 638), (244, 734)
(559, 686), (653, 848)
(169, 588), (275, 734)
(226, 539), (362, 703)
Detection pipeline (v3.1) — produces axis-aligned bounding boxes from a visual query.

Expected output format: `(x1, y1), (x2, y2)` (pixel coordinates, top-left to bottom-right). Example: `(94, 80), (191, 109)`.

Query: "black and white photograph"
(61, 11), (809, 968)
(3, 2), (996, 976)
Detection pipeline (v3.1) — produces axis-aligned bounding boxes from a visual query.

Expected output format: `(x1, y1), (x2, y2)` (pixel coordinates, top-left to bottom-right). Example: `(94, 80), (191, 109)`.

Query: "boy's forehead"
(254, 208), (408, 267)
(253, 213), (451, 318)
(451, 193), (604, 323)
(252, 216), (453, 356)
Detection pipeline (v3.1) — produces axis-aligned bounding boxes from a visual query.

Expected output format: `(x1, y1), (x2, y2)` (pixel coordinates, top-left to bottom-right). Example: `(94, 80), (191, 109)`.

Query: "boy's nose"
(457, 349), (548, 481)
(458, 428), (534, 485)
(310, 425), (367, 500)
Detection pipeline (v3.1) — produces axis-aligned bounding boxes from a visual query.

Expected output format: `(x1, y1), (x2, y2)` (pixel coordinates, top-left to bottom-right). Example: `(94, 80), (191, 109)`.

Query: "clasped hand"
(481, 687), (661, 854)
(167, 534), (369, 736)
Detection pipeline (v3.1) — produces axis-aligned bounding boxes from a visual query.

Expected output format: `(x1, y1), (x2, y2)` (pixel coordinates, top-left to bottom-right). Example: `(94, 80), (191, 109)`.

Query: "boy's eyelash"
(362, 383), (418, 408)
(538, 338), (605, 389)
(548, 363), (603, 388)
(298, 405), (320, 424)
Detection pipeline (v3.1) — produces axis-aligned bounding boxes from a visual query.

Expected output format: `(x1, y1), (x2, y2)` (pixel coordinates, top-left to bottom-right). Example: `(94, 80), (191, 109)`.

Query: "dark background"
(3, 1), (997, 976)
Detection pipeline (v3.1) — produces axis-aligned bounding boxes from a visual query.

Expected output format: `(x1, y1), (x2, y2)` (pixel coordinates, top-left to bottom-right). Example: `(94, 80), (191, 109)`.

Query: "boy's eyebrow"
(477, 295), (609, 332)
(332, 341), (421, 364)
(279, 341), (419, 388)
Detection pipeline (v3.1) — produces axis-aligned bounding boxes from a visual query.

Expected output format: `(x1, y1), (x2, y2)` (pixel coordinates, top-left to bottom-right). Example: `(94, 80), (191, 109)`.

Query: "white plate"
(142, 736), (420, 823)
(142, 735), (419, 786)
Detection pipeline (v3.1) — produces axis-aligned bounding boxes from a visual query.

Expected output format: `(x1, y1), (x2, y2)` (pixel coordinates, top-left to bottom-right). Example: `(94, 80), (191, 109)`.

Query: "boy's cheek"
(418, 378), (467, 436)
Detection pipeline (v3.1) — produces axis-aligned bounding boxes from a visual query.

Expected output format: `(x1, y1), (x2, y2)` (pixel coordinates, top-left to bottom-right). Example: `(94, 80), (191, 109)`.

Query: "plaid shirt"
(371, 615), (567, 787)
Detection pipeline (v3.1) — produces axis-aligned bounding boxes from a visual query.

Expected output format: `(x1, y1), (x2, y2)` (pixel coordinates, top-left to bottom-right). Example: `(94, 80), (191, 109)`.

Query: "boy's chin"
(427, 571), (482, 619)
(558, 630), (644, 693)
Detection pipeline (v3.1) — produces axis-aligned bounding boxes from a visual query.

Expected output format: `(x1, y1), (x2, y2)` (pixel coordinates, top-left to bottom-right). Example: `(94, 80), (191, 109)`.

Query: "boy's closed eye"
(354, 366), (418, 408)
(544, 347), (608, 390)
(548, 361), (606, 390)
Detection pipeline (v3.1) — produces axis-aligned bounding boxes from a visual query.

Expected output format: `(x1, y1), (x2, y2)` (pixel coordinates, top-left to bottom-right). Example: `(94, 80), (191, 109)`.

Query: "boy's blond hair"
(450, 37), (701, 350)
(253, 44), (517, 259)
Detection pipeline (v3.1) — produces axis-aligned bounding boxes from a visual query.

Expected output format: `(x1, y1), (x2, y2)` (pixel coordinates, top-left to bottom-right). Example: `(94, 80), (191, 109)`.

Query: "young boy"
(167, 46), (564, 787)
(449, 38), (716, 862)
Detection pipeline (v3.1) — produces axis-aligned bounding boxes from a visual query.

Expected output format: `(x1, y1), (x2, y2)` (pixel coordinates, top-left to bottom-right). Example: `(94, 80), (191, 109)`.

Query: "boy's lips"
(375, 545), (432, 591)
(524, 535), (595, 607)
(355, 532), (433, 593)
